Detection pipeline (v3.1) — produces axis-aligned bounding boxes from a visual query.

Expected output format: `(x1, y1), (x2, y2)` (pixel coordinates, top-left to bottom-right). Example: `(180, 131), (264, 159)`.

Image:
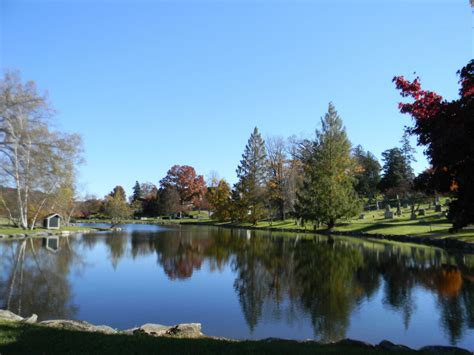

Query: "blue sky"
(1, 0), (472, 198)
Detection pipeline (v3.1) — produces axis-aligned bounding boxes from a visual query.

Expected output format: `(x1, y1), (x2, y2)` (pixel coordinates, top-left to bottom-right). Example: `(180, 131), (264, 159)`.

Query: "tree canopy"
(0, 71), (83, 229)
(296, 103), (360, 229)
(394, 59), (474, 230)
(352, 145), (381, 200)
(235, 127), (268, 224)
(160, 165), (206, 206)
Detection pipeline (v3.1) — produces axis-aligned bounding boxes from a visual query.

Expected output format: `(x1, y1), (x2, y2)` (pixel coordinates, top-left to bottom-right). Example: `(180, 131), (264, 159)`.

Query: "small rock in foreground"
(40, 320), (117, 334)
(0, 310), (24, 322)
(22, 314), (38, 324)
(130, 323), (203, 338)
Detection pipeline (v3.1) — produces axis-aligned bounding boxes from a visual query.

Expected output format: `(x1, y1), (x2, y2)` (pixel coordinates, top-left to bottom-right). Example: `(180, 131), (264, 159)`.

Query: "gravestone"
(396, 206), (402, 216)
(435, 204), (443, 212)
(375, 201), (380, 210)
(410, 212), (417, 220)
(384, 205), (394, 219)
(359, 214), (366, 220)
(418, 209), (426, 216)
(396, 201), (402, 216)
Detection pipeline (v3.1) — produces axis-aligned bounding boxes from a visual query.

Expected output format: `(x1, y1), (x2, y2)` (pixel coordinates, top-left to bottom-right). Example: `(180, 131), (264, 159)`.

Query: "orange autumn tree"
(393, 60), (474, 231)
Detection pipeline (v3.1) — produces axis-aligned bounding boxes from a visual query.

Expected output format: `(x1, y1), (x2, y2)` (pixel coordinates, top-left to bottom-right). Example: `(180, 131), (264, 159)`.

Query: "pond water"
(0, 224), (473, 349)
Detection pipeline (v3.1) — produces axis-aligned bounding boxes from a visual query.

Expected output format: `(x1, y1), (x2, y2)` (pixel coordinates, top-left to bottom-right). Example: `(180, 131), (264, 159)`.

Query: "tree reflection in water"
(1, 226), (474, 345)
(0, 237), (81, 321)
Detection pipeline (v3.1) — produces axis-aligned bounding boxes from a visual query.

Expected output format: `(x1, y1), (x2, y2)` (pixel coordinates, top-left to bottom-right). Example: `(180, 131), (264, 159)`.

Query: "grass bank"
(0, 222), (98, 242)
(77, 203), (474, 249)
(179, 204), (474, 250)
(206, 209), (474, 242)
(0, 320), (465, 355)
(0, 225), (93, 235)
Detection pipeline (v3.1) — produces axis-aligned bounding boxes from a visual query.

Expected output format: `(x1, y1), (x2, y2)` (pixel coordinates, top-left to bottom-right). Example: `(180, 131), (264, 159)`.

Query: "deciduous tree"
(157, 187), (182, 217)
(207, 179), (232, 221)
(103, 186), (131, 226)
(76, 196), (102, 219)
(394, 60), (474, 230)
(266, 136), (289, 220)
(0, 71), (83, 229)
(160, 165), (206, 207)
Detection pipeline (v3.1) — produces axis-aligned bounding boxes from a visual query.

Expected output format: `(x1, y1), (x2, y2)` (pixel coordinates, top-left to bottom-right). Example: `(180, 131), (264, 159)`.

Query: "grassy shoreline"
(0, 320), (470, 355)
(0, 225), (100, 241)
(77, 204), (474, 251)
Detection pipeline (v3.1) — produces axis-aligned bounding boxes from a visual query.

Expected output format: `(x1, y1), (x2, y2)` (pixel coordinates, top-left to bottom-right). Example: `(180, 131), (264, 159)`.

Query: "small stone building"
(43, 213), (61, 230)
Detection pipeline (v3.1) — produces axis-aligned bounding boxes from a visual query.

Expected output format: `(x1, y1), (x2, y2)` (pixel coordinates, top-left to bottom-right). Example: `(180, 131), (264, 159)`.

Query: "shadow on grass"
(336, 218), (451, 235)
(0, 322), (421, 355)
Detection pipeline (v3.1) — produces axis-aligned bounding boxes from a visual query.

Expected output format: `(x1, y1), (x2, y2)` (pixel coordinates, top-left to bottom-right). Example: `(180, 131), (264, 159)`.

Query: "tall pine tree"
(400, 131), (416, 181)
(235, 127), (268, 224)
(379, 147), (413, 197)
(131, 181), (143, 203)
(353, 145), (381, 200)
(296, 103), (360, 229)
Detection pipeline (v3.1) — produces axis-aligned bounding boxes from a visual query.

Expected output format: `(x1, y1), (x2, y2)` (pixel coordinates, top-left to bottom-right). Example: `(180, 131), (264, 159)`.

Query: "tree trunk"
(327, 219), (335, 230)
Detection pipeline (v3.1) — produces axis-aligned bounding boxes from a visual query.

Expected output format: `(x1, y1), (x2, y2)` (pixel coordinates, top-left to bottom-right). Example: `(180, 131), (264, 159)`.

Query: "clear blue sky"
(1, 0), (472, 198)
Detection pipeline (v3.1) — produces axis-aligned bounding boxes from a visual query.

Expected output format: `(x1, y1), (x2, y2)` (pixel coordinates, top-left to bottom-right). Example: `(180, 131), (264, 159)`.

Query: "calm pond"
(1, 224), (473, 349)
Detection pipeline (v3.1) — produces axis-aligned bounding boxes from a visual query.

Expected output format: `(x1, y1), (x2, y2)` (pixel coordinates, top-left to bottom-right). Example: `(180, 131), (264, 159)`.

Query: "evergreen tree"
(235, 127), (268, 224)
(130, 181), (143, 217)
(296, 103), (361, 229)
(379, 148), (413, 197)
(229, 188), (247, 222)
(131, 181), (142, 203)
(400, 131), (416, 180)
(353, 145), (381, 200)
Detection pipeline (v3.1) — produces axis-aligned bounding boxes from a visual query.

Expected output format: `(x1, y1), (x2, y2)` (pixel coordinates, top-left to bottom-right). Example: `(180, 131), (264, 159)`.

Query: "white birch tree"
(0, 71), (83, 229)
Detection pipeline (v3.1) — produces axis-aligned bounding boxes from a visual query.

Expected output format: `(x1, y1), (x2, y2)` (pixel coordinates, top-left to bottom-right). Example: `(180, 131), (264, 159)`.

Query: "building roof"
(44, 213), (61, 220)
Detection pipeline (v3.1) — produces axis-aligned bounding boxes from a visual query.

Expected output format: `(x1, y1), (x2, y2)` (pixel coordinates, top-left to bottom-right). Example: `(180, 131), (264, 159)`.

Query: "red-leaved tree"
(159, 165), (207, 207)
(393, 60), (474, 231)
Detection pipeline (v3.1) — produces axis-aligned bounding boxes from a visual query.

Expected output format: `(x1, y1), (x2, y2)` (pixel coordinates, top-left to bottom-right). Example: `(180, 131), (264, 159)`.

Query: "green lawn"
(180, 202), (474, 244)
(77, 200), (474, 244)
(0, 321), (435, 355)
(0, 224), (94, 237)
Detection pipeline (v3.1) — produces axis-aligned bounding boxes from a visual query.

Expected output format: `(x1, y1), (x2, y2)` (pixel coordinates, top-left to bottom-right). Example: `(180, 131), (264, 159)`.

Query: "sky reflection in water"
(0, 224), (473, 350)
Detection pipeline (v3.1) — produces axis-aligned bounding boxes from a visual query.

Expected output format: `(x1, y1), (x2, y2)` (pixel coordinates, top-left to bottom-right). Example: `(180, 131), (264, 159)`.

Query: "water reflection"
(0, 225), (473, 347)
(0, 237), (79, 321)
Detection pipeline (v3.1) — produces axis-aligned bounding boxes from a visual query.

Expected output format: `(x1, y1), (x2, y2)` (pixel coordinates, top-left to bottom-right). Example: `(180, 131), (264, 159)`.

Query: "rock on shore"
(0, 310), (24, 322)
(0, 309), (202, 338)
(127, 323), (203, 338)
(39, 320), (117, 335)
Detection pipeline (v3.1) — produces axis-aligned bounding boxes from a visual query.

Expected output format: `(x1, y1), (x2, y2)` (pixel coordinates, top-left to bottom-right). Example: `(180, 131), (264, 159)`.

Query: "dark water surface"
(1, 224), (473, 349)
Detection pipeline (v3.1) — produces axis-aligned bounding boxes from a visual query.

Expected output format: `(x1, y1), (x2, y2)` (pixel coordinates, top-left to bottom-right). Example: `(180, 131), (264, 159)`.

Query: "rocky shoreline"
(0, 309), (204, 338)
(0, 310), (471, 354)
